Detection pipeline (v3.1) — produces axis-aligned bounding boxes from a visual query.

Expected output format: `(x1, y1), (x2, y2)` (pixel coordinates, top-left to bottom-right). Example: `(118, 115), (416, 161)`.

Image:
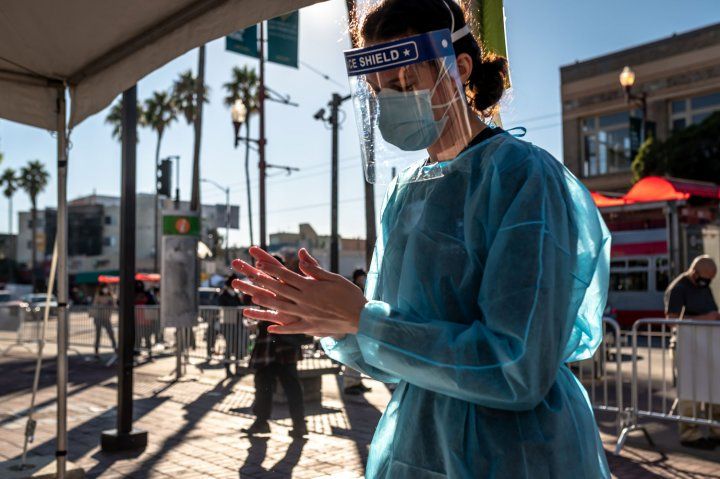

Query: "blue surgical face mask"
(376, 68), (458, 151)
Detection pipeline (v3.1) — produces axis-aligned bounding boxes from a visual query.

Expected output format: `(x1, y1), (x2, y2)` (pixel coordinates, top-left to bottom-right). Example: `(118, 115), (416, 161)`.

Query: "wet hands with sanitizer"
(231, 247), (367, 338)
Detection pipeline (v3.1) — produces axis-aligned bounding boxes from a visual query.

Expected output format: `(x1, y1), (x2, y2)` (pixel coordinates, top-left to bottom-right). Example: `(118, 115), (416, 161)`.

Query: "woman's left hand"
(231, 247), (368, 336)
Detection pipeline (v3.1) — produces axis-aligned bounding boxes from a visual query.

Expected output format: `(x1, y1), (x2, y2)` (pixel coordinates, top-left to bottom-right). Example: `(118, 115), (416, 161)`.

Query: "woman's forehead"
(365, 64), (432, 89)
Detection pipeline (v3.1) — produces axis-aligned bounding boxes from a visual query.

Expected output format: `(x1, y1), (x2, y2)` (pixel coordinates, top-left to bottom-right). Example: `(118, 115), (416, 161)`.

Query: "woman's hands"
(231, 247), (368, 337)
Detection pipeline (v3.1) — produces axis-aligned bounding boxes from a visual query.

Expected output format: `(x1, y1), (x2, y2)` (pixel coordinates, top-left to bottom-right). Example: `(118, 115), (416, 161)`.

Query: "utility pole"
(190, 45), (205, 212)
(317, 93), (351, 273)
(202, 178), (232, 266)
(258, 22), (267, 250)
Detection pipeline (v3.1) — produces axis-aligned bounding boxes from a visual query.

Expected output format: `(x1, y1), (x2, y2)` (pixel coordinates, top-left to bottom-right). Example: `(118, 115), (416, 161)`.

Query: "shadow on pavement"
(124, 375), (241, 478)
(0, 354), (119, 427)
(3, 396), (166, 478)
(332, 375), (383, 472)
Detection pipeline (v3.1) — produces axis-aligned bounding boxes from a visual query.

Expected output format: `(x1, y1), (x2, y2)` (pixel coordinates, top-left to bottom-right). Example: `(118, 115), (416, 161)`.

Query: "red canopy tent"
(98, 273), (161, 284)
(592, 176), (720, 207)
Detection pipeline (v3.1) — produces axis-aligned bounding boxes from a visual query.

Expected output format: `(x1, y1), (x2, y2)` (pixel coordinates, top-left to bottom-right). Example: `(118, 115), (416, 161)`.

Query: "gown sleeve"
(350, 146), (609, 410)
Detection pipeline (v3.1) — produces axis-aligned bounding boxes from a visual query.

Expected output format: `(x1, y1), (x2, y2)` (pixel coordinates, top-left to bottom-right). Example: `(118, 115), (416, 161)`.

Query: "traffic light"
(157, 159), (172, 196)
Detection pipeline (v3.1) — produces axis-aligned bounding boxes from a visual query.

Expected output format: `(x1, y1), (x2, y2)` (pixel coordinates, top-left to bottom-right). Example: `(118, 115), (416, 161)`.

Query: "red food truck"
(593, 177), (720, 328)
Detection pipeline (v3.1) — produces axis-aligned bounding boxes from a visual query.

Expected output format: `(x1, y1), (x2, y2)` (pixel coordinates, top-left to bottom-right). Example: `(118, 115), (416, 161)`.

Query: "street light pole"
(202, 178), (231, 266)
(231, 79), (298, 252)
(619, 66), (649, 142)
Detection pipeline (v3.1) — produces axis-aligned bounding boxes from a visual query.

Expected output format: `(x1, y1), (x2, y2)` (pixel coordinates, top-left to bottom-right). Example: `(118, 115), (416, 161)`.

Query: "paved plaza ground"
(0, 348), (718, 479)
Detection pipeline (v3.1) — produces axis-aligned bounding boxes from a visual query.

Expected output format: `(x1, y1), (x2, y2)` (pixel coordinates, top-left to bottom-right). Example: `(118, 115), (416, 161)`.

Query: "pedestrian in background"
(218, 274), (244, 373)
(343, 269), (371, 395)
(665, 254), (720, 449)
(134, 280), (157, 360)
(241, 255), (308, 439)
(91, 285), (117, 359)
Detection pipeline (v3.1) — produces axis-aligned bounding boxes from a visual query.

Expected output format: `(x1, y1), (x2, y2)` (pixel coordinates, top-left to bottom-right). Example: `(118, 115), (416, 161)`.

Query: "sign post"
(161, 211), (200, 380)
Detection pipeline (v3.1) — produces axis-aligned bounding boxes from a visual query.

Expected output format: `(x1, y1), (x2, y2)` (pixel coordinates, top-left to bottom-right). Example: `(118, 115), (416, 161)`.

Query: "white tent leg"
(56, 86), (69, 479)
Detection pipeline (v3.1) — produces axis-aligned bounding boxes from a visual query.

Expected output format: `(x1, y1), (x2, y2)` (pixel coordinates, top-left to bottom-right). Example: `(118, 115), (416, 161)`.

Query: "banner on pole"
(267, 11), (299, 68)
(161, 211), (199, 328)
(226, 25), (259, 58)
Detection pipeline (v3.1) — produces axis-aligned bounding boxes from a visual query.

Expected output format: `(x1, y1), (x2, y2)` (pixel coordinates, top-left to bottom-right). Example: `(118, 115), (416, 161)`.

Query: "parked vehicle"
(198, 287), (220, 306)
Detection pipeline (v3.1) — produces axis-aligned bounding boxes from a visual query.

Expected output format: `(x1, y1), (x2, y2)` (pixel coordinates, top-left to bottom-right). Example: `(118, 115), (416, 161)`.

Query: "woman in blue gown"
(232, 0), (611, 477)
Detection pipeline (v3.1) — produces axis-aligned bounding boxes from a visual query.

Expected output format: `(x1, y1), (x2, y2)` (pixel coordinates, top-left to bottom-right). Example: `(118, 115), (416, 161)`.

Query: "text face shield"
(345, 30), (471, 184)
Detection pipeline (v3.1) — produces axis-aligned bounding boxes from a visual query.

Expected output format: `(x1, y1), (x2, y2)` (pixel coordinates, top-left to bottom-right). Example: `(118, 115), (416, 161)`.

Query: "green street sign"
(267, 11), (299, 68)
(226, 25), (259, 58)
(163, 215), (200, 236)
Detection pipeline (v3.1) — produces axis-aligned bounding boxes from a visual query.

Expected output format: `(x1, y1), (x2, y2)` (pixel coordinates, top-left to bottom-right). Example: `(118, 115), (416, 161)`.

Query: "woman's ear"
(456, 52), (474, 84)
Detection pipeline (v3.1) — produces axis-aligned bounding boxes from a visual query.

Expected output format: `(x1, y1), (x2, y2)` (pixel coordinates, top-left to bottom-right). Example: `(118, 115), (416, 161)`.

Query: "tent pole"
(55, 85), (69, 479)
(101, 85), (148, 452)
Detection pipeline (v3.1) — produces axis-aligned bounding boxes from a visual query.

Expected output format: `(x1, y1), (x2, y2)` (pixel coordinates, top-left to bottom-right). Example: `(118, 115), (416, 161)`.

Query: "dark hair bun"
(357, 0), (508, 117)
(467, 52), (508, 116)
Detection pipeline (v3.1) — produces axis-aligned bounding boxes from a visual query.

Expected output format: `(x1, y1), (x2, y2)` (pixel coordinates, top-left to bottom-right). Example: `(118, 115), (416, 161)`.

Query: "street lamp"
(202, 178), (231, 266)
(618, 65), (648, 141)
(231, 99), (247, 149)
(230, 94), (299, 252)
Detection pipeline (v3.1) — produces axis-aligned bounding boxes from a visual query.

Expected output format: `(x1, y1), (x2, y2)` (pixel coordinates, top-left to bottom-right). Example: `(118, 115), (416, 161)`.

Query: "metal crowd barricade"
(0, 305), (34, 355)
(615, 317), (720, 454)
(192, 306), (250, 372)
(570, 317), (625, 434)
(66, 305), (119, 353)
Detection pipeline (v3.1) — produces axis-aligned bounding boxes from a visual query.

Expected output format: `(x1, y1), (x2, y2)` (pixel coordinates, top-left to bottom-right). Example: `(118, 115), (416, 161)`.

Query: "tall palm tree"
(143, 90), (177, 272)
(172, 64), (209, 212)
(224, 65), (259, 246)
(105, 98), (144, 141)
(19, 160), (49, 290)
(143, 90), (178, 169)
(0, 168), (18, 233)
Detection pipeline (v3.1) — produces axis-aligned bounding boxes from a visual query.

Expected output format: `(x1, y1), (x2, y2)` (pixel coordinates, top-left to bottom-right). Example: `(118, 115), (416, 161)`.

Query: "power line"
(300, 60), (347, 89)
(503, 112), (560, 124)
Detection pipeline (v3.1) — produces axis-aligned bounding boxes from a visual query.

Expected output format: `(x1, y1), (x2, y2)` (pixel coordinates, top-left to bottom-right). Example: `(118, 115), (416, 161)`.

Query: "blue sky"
(0, 0), (718, 247)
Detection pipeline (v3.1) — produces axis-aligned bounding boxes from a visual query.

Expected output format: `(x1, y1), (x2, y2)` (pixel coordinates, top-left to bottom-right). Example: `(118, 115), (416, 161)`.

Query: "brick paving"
(0, 350), (718, 478)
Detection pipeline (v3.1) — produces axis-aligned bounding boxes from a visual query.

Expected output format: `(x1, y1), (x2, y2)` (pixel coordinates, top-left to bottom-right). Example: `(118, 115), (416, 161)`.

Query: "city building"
(0, 234), (17, 262)
(561, 22), (720, 192)
(16, 193), (239, 284)
(270, 223), (366, 278)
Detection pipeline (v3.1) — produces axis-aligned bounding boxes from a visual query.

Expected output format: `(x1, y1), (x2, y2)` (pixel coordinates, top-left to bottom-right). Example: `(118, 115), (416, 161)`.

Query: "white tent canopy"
(0, 1), (326, 475)
(0, 0), (324, 130)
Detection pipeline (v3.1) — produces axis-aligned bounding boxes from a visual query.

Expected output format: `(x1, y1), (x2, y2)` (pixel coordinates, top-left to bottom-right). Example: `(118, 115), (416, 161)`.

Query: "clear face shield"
(345, 29), (473, 184)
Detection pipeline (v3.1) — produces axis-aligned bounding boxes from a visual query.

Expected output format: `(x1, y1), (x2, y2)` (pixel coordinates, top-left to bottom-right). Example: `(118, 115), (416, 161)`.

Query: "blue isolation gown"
(322, 131), (611, 478)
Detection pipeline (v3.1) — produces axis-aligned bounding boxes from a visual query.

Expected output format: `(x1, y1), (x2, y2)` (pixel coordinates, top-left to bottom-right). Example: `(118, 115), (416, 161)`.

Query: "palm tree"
(172, 64), (209, 212)
(143, 90), (177, 272)
(224, 65), (259, 246)
(19, 160), (49, 290)
(0, 168), (18, 233)
(142, 90), (177, 168)
(105, 98), (145, 141)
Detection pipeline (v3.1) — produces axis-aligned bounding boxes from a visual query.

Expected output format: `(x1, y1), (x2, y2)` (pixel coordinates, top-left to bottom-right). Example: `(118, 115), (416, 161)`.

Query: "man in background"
(665, 255), (720, 449)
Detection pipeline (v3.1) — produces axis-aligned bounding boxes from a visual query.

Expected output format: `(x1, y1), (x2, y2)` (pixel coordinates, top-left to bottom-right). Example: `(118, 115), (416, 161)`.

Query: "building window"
(669, 91), (720, 131)
(581, 111), (633, 177)
(105, 216), (112, 225)
(103, 237), (116, 247)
